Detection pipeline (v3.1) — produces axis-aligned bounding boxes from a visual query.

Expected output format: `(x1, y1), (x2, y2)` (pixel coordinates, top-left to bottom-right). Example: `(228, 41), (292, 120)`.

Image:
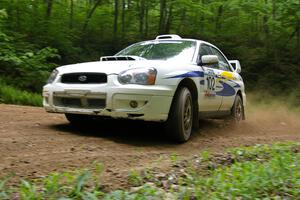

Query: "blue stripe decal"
(227, 79), (241, 88)
(167, 71), (204, 79)
(216, 81), (236, 97)
(234, 84), (241, 88)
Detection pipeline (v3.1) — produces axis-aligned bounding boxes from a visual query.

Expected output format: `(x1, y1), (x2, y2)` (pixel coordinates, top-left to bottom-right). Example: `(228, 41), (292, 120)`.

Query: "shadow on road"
(50, 118), (172, 146)
(49, 117), (224, 147)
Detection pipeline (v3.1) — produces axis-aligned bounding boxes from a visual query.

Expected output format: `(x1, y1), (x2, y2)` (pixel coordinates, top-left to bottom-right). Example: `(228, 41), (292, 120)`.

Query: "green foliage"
(0, 35), (60, 92)
(1, 142), (300, 199)
(20, 180), (41, 200)
(189, 143), (300, 199)
(3, 169), (105, 200)
(128, 170), (143, 187)
(43, 173), (62, 199)
(69, 170), (91, 198)
(103, 184), (166, 200)
(199, 150), (210, 162)
(0, 81), (42, 106)
(0, 0), (299, 102)
(0, 177), (10, 200)
(170, 153), (179, 163)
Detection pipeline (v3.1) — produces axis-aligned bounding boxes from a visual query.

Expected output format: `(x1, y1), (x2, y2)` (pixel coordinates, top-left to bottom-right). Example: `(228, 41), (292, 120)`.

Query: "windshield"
(116, 40), (197, 62)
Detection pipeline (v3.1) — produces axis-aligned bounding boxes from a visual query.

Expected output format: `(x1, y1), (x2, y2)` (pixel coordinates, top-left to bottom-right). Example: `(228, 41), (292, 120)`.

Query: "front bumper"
(43, 75), (175, 122)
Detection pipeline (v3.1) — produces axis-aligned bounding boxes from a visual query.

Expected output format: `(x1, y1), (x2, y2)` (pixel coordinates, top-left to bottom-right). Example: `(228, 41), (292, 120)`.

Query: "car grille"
(61, 73), (107, 84)
(53, 97), (106, 109)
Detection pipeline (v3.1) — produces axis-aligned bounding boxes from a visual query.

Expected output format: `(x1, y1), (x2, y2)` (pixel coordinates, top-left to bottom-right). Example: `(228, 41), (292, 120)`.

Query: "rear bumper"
(43, 77), (175, 122)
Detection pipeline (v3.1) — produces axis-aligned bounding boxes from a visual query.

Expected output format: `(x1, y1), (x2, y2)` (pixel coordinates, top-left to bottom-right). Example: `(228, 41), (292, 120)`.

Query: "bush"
(0, 9), (60, 93)
(0, 82), (42, 106)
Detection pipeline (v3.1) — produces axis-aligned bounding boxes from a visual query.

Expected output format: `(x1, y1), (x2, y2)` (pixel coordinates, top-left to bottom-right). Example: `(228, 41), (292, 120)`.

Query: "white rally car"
(43, 35), (246, 142)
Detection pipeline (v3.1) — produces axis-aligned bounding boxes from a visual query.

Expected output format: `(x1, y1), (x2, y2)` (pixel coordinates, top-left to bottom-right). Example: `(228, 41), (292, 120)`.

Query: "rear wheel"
(230, 95), (244, 122)
(166, 87), (193, 143)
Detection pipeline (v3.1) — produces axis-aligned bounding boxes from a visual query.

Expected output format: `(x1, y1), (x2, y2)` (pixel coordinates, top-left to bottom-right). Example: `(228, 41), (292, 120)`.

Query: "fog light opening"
(43, 91), (50, 97)
(129, 100), (138, 108)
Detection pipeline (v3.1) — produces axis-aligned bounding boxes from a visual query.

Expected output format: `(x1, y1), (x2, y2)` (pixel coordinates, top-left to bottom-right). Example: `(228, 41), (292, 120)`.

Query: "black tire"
(230, 95), (244, 122)
(166, 87), (193, 143)
(65, 113), (94, 125)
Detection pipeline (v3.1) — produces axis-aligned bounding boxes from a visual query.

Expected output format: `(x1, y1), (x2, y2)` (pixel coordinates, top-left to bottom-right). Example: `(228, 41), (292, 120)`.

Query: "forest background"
(0, 0), (299, 106)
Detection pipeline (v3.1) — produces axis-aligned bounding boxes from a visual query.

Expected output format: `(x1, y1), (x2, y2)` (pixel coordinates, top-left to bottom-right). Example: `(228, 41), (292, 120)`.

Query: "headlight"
(47, 69), (58, 83)
(118, 68), (157, 85)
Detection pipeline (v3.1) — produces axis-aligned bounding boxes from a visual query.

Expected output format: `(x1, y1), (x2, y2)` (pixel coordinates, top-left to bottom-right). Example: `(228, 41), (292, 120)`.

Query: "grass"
(128, 170), (143, 187)
(0, 82), (42, 107)
(247, 92), (300, 113)
(0, 142), (299, 199)
(187, 143), (300, 199)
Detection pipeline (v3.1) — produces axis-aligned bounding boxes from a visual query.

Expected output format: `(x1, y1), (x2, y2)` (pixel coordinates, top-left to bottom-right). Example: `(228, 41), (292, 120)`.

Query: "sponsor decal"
(216, 81), (236, 97)
(220, 71), (236, 80)
(204, 90), (216, 97)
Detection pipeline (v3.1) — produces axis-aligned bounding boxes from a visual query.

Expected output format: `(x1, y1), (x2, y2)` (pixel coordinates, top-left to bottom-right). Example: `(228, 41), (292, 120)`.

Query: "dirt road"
(0, 103), (299, 189)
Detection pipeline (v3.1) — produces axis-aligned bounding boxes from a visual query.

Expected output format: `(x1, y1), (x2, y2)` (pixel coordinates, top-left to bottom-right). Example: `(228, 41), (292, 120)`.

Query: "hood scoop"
(100, 56), (146, 61)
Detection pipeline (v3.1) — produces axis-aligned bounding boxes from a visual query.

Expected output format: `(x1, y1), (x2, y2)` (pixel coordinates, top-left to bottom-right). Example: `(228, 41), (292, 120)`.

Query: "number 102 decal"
(206, 69), (216, 91)
(205, 69), (217, 97)
(206, 76), (215, 91)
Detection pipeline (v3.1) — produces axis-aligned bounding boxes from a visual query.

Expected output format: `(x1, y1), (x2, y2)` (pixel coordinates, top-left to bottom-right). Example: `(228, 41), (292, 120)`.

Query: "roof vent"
(155, 34), (182, 40)
(100, 56), (146, 61)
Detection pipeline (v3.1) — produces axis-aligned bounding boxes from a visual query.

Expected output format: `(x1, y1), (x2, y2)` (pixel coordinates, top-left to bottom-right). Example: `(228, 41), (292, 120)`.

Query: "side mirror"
(199, 55), (219, 65)
(229, 60), (241, 73)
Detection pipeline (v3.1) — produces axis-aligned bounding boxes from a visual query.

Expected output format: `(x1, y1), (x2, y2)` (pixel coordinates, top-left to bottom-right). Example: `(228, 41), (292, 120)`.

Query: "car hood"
(57, 60), (168, 75)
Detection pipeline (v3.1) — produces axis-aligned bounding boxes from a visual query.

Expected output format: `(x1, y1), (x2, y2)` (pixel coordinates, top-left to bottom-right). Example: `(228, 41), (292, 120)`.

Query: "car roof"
(140, 34), (219, 50)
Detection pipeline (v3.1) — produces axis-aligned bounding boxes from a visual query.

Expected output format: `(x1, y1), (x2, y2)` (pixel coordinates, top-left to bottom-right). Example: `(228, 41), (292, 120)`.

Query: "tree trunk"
(159, 0), (166, 34)
(272, 0), (276, 20)
(31, 0), (39, 37)
(127, 0), (131, 9)
(177, 8), (186, 33)
(45, 0), (53, 19)
(114, 0), (119, 38)
(215, 5), (223, 32)
(16, 3), (20, 31)
(69, 0), (74, 29)
(199, 0), (205, 36)
(121, 0), (125, 39)
(145, 1), (149, 38)
(165, 1), (173, 34)
(82, 0), (101, 34)
(139, 0), (145, 38)
(263, 0), (269, 38)
(297, 22), (300, 45)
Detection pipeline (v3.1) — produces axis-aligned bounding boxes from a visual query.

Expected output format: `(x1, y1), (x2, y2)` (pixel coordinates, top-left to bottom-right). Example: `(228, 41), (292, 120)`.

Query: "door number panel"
(205, 69), (216, 97)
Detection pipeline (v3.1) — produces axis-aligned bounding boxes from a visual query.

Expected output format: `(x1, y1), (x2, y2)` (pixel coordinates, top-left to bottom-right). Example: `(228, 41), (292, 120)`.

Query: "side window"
(199, 44), (212, 57)
(210, 47), (232, 71)
(198, 44), (218, 69)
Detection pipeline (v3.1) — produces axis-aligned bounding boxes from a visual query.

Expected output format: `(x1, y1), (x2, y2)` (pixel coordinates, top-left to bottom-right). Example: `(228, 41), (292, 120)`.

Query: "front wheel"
(230, 95), (244, 122)
(165, 87), (193, 143)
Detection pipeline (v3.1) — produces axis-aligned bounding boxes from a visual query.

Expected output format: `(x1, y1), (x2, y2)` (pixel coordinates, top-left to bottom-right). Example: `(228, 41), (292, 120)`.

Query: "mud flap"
(242, 105), (246, 120)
